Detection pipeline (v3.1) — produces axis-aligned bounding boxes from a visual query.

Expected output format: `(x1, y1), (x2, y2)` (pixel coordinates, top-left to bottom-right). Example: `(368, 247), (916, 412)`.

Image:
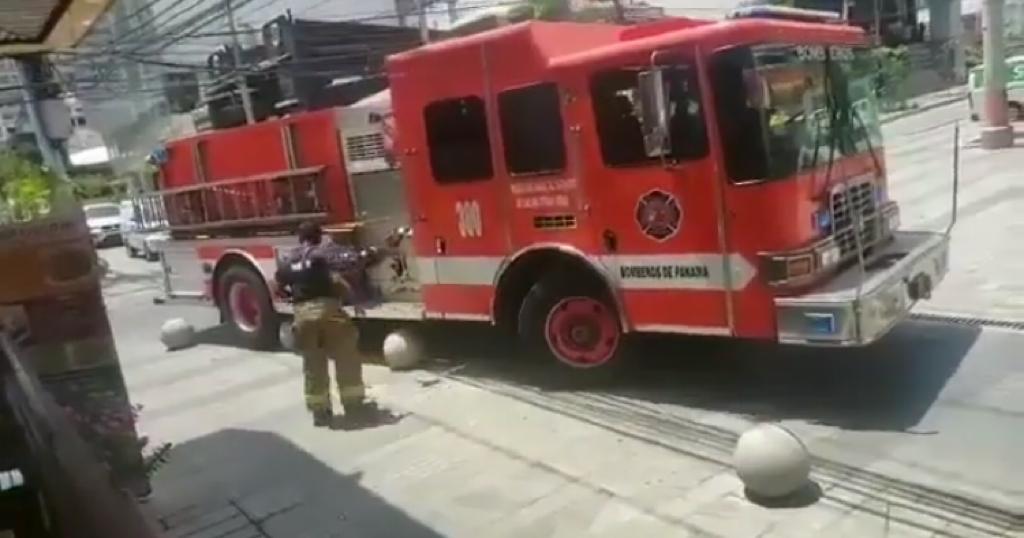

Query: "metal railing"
(139, 165), (328, 236)
(0, 334), (160, 538)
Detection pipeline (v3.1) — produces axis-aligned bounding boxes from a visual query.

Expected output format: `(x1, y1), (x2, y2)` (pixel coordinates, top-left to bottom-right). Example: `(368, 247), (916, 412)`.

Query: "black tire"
(125, 244), (137, 258)
(217, 265), (280, 350)
(144, 245), (159, 262)
(517, 273), (624, 375)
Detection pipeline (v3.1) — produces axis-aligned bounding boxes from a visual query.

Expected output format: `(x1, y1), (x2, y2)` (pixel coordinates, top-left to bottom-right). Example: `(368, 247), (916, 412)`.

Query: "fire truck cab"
(150, 12), (950, 370)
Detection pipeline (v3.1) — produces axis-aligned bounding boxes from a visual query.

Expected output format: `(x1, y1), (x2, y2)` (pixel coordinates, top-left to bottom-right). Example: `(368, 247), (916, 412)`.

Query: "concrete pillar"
(981, 0), (1014, 148)
(930, 0), (953, 40)
(928, 0), (967, 82)
(949, 0), (966, 81)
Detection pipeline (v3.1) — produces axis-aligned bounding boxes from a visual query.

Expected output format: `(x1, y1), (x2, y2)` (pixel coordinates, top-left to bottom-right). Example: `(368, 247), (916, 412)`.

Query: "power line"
(25, 2), (525, 117)
(78, 0), (518, 59)
(135, 0), (282, 56)
(95, 0), (211, 53)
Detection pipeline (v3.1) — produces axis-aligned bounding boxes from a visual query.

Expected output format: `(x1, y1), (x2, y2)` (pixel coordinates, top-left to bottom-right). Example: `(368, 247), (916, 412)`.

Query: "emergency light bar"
(727, 5), (843, 23)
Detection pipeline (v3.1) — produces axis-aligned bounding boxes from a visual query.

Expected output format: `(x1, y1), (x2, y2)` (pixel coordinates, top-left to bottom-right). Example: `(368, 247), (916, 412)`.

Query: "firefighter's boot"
(312, 408), (332, 428)
(342, 399), (378, 425)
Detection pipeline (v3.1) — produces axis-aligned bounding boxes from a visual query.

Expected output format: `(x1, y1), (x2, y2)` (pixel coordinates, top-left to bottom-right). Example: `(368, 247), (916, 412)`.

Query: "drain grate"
(910, 312), (1024, 331)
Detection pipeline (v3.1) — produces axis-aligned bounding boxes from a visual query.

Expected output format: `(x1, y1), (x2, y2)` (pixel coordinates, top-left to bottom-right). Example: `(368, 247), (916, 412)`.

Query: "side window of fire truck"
(423, 96), (494, 183)
(590, 66), (708, 167)
(498, 82), (566, 176)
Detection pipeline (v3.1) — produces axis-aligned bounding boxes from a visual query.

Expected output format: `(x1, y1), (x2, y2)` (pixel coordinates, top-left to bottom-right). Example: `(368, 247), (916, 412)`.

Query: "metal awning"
(0, 0), (114, 56)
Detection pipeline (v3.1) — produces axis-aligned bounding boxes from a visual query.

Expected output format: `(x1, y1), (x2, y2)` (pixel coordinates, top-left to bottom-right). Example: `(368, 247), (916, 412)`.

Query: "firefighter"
(275, 221), (375, 427)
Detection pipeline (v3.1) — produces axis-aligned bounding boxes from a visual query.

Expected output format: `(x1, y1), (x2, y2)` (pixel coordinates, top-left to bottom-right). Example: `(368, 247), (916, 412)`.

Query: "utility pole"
(873, 0), (882, 44)
(611, 0), (626, 23)
(415, 0), (430, 44)
(225, 0), (255, 125)
(16, 57), (67, 179)
(981, 0), (1014, 148)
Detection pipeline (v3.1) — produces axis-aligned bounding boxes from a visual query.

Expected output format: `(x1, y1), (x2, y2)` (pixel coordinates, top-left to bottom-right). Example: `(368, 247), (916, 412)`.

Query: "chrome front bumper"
(774, 231), (949, 346)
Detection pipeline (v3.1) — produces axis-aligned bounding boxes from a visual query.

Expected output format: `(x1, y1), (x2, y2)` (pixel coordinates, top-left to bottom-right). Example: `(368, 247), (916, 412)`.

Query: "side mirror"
(637, 69), (671, 158)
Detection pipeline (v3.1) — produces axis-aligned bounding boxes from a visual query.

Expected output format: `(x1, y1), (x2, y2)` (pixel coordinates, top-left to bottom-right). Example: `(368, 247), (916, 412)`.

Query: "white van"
(119, 199), (167, 261)
(967, 55), (1024, 121)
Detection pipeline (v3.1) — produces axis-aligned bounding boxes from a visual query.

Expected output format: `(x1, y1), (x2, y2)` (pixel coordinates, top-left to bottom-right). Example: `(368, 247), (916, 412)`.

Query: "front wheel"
(217, 265), (280, 350)
(518, 275), (623, 372)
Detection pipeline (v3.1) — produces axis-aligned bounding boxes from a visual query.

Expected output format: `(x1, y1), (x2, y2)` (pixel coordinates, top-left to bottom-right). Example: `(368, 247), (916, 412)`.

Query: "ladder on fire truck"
(136, 166), (337, 238)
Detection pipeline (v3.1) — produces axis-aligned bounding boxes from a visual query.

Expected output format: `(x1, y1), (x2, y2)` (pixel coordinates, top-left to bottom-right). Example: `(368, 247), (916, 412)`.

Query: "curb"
(881, 94), (967, 124)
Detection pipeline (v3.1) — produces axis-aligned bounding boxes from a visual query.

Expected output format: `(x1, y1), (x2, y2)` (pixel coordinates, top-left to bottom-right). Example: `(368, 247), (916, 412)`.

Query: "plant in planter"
(0, 151), (56, 224)
(62, 402), (173, 492)
(872, 46), (911, 112)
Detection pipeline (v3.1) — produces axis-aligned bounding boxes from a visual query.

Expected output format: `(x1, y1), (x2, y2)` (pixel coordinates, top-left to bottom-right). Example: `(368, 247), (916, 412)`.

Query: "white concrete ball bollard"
(160, 318), (195, 351)
(279, 321), (296, 352)
(733, 423), (811, 499)
(382, 330), (423, 370)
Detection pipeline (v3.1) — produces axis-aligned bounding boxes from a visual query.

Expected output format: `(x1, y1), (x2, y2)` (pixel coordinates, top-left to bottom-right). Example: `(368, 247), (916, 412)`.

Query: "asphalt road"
(98, 105), (1024, 533)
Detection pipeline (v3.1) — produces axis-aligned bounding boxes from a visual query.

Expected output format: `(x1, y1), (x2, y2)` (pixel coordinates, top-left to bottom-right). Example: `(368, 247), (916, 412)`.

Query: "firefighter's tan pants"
(293, 298), (364, 413)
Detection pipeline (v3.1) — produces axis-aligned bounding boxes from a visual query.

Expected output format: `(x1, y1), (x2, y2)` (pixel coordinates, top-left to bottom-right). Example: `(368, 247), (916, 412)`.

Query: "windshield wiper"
(848, 103), (883, 180)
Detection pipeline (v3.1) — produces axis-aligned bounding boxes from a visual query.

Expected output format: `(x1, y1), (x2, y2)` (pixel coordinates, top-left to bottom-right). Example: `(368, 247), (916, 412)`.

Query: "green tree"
(0, 151), (57, 223)
(872, 46), (911, 111)
(528, 0), (571, 20)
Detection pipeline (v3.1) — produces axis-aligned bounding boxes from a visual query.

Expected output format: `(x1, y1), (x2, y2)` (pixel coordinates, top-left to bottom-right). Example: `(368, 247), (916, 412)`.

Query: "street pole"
(981, 0), (1013, 148)
(16, 58), (67, 180)
(611, 0), (626, 23)
(874, 0), (881, 44)
(415, 0), (430, 44)
(225, 0), (255, 125)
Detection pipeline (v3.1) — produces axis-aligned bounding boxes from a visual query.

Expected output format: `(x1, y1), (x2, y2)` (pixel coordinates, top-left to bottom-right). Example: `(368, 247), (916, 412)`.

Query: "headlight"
(761, 239), (841, 287)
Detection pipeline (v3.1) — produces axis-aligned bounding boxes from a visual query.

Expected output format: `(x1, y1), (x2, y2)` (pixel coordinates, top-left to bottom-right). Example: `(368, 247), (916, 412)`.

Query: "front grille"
(345, 133), (387, 162)
(830, 181), (878, 257)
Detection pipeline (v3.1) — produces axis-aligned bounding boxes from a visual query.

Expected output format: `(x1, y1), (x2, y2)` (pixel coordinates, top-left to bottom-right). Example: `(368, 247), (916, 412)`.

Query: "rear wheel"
(217, 265), (280, 350)
(125, 243), (138, 258)
(518, 274), (623, 372)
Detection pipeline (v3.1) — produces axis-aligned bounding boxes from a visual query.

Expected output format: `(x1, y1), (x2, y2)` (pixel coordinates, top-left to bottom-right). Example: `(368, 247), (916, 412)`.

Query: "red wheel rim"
(544, 296), (620, 368)
(228, 281), (261, 333)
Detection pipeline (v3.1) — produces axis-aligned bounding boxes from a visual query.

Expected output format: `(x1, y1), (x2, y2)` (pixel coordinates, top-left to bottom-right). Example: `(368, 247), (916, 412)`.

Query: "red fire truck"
(144, 10), (950, 370)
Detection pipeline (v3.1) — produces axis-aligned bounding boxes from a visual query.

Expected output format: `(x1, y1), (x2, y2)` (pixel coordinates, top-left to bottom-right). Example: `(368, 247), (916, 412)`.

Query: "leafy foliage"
(0, 151), (56, 223)
(872, 46), (911, 111)
(528, 0), (570, 20)
(72, 173), (126, 201)
(64, 402), (174, 480)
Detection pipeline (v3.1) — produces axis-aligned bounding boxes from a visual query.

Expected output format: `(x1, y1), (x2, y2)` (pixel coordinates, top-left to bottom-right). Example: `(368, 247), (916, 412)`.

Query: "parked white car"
(967, 55), (1024, 121)
(120, 199), (167, 261)
(84, 202), (123, 247)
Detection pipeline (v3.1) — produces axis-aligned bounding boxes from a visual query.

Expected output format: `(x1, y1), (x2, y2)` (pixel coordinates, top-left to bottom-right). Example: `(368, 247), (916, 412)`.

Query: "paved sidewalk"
(883, 104), (1024, 321)
(881, 86), (969, 125)
(139, 358), (1007, 538)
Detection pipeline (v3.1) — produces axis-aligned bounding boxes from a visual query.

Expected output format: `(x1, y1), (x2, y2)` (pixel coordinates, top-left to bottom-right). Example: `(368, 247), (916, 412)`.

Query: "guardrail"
(0, 334), (160, 538)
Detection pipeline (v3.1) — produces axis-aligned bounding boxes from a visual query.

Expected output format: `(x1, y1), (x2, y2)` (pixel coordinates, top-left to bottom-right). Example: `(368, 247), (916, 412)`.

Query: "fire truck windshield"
(710, 44), (883, 184)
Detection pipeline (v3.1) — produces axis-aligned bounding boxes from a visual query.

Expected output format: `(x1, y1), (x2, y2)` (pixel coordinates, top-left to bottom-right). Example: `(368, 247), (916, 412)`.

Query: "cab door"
(582, 52), (736, 334)
(391, 46), (507, 319)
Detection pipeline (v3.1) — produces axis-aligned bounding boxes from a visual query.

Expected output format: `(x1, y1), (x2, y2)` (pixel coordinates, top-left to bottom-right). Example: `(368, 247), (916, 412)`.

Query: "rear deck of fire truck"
(146, 10), (950, 370)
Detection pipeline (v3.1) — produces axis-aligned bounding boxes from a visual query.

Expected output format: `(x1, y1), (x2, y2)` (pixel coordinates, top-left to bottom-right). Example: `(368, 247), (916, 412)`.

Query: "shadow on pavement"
(192, 324), (240, 348)
(418, 319), (981, 433)
(101, 269), (162, 287)
(149, 428), (441, 538)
